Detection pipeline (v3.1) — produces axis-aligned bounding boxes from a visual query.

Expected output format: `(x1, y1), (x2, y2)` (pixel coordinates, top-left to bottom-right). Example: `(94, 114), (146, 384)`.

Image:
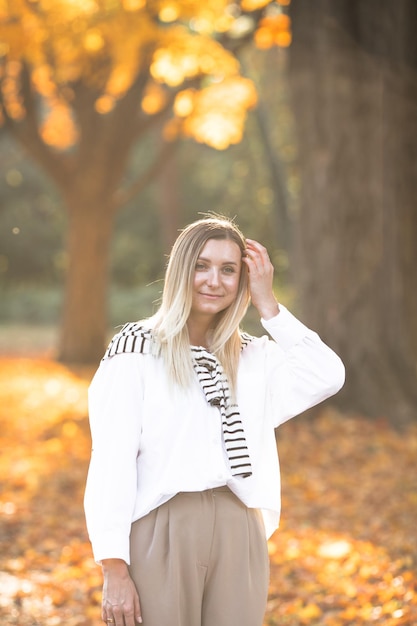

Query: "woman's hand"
(243, 239), (280, 320)
(101, 559), (142, 626)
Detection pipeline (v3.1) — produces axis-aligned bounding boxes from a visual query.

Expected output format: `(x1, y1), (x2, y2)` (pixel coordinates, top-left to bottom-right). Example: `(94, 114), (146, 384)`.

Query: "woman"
(84, 216), (345, 626)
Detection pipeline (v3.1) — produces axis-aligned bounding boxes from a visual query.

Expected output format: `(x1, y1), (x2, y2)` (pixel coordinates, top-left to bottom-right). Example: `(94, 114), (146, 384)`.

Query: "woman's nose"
(206, 268), (220, 286)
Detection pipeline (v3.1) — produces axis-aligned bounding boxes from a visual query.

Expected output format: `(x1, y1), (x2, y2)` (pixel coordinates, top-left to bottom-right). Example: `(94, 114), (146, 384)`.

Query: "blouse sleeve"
(84, 352), (144, 564)
(261, 305), (345, 428)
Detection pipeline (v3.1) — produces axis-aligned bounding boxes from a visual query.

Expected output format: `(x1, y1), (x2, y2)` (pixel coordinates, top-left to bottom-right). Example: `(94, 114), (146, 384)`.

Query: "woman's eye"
(195, 263), (206, 271)
(223, 266), (235, 274)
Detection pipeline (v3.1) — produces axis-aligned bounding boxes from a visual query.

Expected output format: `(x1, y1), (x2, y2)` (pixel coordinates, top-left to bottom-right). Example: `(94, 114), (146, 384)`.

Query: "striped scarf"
(103, 322), (254, 479)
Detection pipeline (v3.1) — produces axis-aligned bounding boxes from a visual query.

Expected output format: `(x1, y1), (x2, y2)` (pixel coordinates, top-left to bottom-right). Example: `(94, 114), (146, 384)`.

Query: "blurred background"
(1, 0), (416, 420)
(0, 1), (416, 625)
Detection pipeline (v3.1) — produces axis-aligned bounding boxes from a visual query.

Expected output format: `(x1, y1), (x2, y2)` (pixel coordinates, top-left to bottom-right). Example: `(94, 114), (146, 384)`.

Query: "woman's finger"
(244, 240), (272, 275)
(245, 240), (270, 264)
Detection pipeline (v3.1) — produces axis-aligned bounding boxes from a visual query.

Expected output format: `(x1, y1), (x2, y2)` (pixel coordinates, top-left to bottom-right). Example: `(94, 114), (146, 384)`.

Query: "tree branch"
(0, 63), (73, 189)
(112, 137), (179, 211)
(69, 64), (156, 193)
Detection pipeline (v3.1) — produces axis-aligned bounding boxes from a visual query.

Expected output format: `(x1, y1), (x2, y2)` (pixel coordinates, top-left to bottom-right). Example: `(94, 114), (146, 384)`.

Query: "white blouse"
(84, 305), (345, 564)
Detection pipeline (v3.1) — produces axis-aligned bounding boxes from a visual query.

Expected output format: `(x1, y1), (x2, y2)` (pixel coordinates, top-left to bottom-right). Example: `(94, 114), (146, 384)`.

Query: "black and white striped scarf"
(103, 322), (254, 479)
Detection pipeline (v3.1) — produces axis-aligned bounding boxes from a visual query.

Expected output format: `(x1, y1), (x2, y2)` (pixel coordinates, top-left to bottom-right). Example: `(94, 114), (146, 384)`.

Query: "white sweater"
(84, 305), (345, 563)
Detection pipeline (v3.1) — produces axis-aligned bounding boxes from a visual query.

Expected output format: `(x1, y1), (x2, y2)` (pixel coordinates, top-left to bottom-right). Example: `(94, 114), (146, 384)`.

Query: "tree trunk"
(156, 143), (181, 253)
(57, 193), (115, 364)
(288, 0), (417, 422)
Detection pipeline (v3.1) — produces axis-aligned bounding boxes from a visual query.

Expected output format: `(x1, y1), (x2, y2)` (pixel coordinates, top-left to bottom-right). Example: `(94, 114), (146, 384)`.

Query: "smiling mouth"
(200, 293), (222, 298)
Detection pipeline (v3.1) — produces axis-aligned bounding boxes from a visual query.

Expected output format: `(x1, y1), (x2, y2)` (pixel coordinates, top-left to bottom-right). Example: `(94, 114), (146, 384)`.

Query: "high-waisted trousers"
(128, 487), (270, 626)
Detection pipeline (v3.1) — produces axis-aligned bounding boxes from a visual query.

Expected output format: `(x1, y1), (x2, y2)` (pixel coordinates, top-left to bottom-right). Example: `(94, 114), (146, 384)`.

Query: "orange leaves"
(40, 0), (99, 19)
(1, 359), (417, 625)
(242, 0), (292, 49)
(158, 1), (181, 23)
(0, 0), (290, 152)
(122, 0), (147, 10)
(40, 100), (79, 149)
(255, 12), (292, 49)
(1, 1), (158, 91)
(0, 60), (25, 120)
(317, 538), (352, 559)
(141, 80), (169, 115)
(83, 28), (105, 53)
(173, 88), (195, 116)
(31, 64), (56, 98)
(241, 0), (272, 11)
(243, 0), (290, 11)
(3, 59), (80, 149)
(0, 358), (90, 502)
(170, 76), (258, 149)
(154, 0), (231, 31)
(149, 24), (258, 149)
(98, 12), (159, 96)
(266, 526), (417, 624)
(263, 410), (417, 625)
(150, 27), (240, 87)
(0, 358), (89, 435)
(0, 357), (99, 625)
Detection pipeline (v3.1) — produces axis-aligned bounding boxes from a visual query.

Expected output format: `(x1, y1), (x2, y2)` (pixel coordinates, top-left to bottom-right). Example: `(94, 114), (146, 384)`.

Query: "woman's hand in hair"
(243, 239), (280, 320)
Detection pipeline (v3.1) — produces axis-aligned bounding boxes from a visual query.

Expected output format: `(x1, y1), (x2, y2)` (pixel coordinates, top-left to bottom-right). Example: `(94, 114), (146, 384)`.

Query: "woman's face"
(190, 238), (242, 321)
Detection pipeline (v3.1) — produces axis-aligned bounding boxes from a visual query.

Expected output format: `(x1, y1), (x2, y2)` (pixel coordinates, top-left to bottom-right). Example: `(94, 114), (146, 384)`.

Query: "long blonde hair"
(149, 216), (250, 391)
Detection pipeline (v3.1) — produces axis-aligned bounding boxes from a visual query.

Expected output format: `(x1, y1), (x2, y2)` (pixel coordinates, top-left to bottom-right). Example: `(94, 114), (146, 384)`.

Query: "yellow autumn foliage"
(255, 13), (292, 49)
(0, 0), (289, 151)
(180, 77), (258, 149)
(241, 0), (271, 11)
(150, 26), (240, 86)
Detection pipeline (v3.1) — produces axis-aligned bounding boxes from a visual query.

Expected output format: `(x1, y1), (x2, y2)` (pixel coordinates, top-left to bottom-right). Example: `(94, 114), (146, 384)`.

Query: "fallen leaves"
(265, 409), (417, 625)
(0, 358), (98, 626)
(0, 358), (416, 625)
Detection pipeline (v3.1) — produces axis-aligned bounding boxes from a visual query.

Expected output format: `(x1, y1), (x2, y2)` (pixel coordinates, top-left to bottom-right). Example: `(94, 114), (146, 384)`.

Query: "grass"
(0, 324), (58, 357)
(0, 282), (272, 358)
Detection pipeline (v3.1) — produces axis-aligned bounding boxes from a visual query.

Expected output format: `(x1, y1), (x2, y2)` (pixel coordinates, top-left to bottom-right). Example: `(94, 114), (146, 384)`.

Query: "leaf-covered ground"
(0, 357), (416, 625)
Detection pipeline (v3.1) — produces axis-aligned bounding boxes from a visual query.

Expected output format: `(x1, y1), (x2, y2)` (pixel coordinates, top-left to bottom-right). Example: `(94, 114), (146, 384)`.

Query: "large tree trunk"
(288, 0), (417, 422)
(58, 191), (115, 364)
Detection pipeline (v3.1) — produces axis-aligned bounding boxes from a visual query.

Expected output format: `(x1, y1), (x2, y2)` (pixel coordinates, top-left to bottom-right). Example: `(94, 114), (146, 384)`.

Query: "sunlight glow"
(122, 0), (146, 10)
(48, 0), (98, 14)
(159, 3), (179, 22)
(106, 65), (136, 97)
(177, 77), (257, 149)
(255, 13), (292, 49)
(241, 0), (270, 10)
(95, 94), (115, 114)
(151, 48), (201, 86)
(40, 100), (79, 149)
(189, 112), (240, 150)
(317, 540), (352, 559)
(83, 29), (105, 52)
(141, 82), (168, 115)
(173, 89), (195, 117)
(2, 62), (25, 121)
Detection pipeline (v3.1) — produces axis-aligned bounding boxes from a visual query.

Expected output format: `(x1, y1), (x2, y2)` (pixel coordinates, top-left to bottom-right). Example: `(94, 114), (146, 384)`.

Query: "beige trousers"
(129, 487), (269, 626)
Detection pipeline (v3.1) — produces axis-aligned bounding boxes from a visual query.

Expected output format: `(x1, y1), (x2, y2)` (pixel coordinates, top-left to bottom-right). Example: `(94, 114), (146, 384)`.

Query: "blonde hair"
(149, 216), (250, 392)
